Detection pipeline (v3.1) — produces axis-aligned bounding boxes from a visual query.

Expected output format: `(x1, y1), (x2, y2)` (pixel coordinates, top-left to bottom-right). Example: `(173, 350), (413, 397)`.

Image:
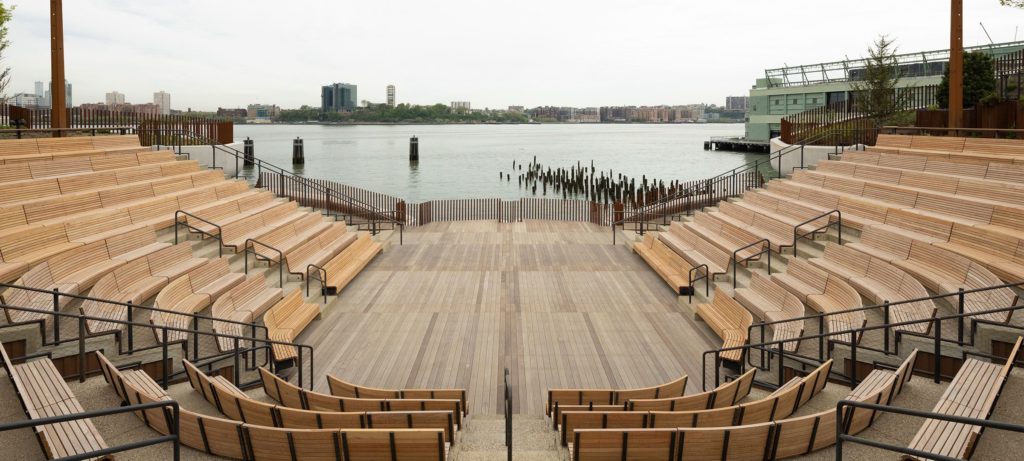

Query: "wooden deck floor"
(299, 220), (718, 416)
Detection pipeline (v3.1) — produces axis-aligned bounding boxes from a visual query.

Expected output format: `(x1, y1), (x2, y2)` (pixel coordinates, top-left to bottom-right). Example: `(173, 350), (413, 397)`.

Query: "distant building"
(217, 107), (248, 118)
(11, 92), (41, 107)
(79, 102), (160, 116)
(105, 91), (125, 106)
(451, 101), (471, 112)
(153, 91), (171, 115)
(725, 96), (749, 112)
(247, 104), (281, 120)
(599, 106), (696, 123)
(386, 85), (395, 107)
(507, 106), (524, 113)
(34, 81), (44, 98)
(321, 83), (357, 112)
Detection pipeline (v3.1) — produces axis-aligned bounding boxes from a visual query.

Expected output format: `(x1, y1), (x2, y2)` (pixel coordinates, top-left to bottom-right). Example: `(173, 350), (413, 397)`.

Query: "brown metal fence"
(1, 104), (232, 144)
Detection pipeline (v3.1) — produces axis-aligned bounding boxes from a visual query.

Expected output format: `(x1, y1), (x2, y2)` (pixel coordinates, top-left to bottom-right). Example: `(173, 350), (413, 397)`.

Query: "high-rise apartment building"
(725, 96), (749, 112)
(450, 101), (471, 112)
(386, 85), (396, 107)
(106, 91), (125, 106)
(11, 93), (41, 107)
(34, 81), (44, 98)
(321, 83), (358, 112)
(153, 91), (171, 115)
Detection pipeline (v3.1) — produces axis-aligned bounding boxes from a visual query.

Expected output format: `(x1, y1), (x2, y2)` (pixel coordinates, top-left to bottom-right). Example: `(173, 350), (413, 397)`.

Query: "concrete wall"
(173, 142), (244, 177)
(769, 137), (862, 175)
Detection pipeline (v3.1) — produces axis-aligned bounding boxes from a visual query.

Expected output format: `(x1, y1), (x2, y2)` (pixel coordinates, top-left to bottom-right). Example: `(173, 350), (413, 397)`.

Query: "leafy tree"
(936, 52), (996, 109)
(851, 35), (907, 125)
(0, 2), (12, 103)
(1000, 0), (1023, 7)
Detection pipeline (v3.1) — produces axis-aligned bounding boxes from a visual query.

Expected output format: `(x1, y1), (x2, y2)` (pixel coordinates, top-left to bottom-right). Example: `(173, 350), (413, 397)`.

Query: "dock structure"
(704, 137), (770, 153)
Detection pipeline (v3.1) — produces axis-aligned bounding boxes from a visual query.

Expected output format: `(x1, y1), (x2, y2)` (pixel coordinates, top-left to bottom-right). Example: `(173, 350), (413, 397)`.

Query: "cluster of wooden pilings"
(500, 157), (686, 207)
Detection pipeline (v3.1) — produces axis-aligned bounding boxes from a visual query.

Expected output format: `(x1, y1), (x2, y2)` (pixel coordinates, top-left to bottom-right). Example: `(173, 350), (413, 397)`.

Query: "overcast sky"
(4, 1), (1023, 111)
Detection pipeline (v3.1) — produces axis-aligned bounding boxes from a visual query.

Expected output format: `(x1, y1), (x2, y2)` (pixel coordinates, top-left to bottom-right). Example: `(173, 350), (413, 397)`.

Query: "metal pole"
(233, 337), (241, 386)
(127, 301), (134, 352)
(78, 316), (86, 382)
(957, 288), (965, 343)
(934, 319), (942, 383)
(53, 288), (61, 342)
(161, 328), (169, 389)
(883, 301), (890, 353)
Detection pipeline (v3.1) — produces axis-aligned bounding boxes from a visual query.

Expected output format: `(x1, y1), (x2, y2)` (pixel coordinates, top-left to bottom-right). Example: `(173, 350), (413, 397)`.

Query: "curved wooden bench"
(810, 243), (937, 335)
(734, 272), (805, 352)
(560, 361), (831, 446)
(180, 191), (279, 235)
(96, 353), (449, 461)
(283, 222), (356, 278)
(546, 374), (687, 420)
(314, 232), (383, 295)
(182, 360), (457, 443)
(571, 351), (917, 461)
(905, 337), (1022, 461)
(659, 222), (731, 278)
(82, 242), (205, 334)
(329, 374), (469, 417)
(772, 259), (865, 344)
(259, 367), (465, 427)
(0, 159), (198, 207)
(220, 201), (305, 252)
(738, 189), (836, 236)
(247, 213), (332, 263)
(211, 274), (284, 351)
(683, 212), (767, 261)
(150, 258), (244, 343)
(711, 201), (796, 253)
(634, 232), (698, 296)
(695, 288), (753, 362)
(4, 227), (169, 324)
(1, 344), (109, 460)
(264, 289), (321, 362)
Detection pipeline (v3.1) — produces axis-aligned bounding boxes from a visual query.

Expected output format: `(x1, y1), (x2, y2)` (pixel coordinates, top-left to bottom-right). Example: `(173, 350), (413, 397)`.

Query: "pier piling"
(292, 137), (305, 164)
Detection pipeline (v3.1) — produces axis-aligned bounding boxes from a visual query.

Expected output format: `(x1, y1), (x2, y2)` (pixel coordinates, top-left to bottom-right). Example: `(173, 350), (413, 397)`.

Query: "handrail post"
(933, 318), (942, 384)
(957, 288), (965, 343)
(818, 315), (825, 362)
(53, 288), (61, 343)
(126, 301), (134, 352)
(777, 343), (785, 386)
(297, 346), (304, 389)
(850, 337), (858, 387)
(161, 327), (169, 389)
(192, 317), (200, 361)
(233, 337), (241, 386)
(883, 300), (891, 353)
(78, 316), (87, 382)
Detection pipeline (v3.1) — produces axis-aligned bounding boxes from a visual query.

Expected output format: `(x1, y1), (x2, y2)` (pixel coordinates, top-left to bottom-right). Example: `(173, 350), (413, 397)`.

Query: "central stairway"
(450, 415), (562, 461)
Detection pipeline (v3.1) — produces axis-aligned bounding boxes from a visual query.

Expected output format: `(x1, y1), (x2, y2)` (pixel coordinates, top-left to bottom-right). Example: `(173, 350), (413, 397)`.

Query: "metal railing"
(0, 400), (181, 461)
(835, 400), (1024, 461)
(504, 367), (512, 461)
(0, 299), (314, 390)
(791, 209), (842, 257)
(701, 281), (1024, 391)
(880, 126), (1024, 138)
(174, 210), (223, 257)
(143, 127), (405, 243)
(611, 129), (865, 244)
(244, 238), (285, 288)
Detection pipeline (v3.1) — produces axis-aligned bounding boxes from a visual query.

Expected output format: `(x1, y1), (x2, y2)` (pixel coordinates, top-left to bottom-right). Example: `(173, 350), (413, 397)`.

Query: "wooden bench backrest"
(573, 428), (677, 461)
(44, 239), (111, 281)
(910, 136), (966, 152)
(875, 134), (914, 148)
(187, 258), (232, 293)
(985, 162), (1024, 183)
(265, 289), (303, 328)
(0, 224), (71, 261)
(861, 182), (918, 208)
(25, 192), (103, 223)
(677, 422), (774, 460)
(104, 226), (157, 259)
(823, 243), (870, 276)
(785, 259), (828, 294)
(948, 223), (1020, 260)
(859, 226), (913, 260)
(915, 192), (994, 224)
(89, 135), (143, 150)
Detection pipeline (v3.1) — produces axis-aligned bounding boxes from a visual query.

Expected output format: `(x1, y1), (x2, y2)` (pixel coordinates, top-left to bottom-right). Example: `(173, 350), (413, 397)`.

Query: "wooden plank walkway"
(300, 220), (718, 416)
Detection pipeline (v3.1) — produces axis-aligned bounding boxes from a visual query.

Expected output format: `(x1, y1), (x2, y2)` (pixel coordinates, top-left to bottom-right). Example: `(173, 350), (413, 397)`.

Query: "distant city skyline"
(4, 1), (1023, 110)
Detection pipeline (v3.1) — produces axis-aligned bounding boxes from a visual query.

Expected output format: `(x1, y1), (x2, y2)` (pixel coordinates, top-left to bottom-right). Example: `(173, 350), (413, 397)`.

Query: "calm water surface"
(234, 124), (755, 202)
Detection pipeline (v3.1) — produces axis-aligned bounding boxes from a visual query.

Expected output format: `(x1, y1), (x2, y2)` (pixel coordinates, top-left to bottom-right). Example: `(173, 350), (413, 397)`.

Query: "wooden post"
(948, 0), (964, 129)
(50, 0), (68, 132)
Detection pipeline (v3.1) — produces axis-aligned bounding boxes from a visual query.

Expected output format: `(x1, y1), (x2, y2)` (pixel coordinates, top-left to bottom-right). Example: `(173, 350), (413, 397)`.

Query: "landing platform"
(300, 220), (718, 416)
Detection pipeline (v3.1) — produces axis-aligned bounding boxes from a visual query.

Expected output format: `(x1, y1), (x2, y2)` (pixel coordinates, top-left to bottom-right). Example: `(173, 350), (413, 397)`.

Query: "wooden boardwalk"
(300, 220), (718, 416)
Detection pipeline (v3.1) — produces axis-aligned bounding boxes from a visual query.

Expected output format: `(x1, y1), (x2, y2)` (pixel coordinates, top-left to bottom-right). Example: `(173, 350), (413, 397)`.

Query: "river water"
(234, 123), (757, 202)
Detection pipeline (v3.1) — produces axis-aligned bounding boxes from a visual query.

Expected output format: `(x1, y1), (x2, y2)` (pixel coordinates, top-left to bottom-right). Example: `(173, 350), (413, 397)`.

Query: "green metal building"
(746, 40), (1024, 142)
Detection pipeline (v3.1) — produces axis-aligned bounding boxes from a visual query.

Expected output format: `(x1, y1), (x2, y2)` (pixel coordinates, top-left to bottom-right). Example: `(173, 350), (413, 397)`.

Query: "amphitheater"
(0, 130), (1021, 461)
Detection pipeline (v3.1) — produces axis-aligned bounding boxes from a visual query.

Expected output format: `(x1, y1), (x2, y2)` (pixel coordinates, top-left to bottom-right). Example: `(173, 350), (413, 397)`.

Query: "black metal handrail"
(0, 400), (181, 461)
(504, 367), (512, 461)
(306, 263), (329, 303)
(0, 302), (314, 390)
(791, 209), (842, 257)
(731, 239), (771, 289)
(835, 400), (1024, 461)
(701, 300), (1024, 391)
(146, 128), (402, 227)
(611, 129), (864, 234)
(244, 238), (285, 288)
(688, 264), (709, 303)
(174, 209), (224, 257)
(1, 282), (266, 354)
